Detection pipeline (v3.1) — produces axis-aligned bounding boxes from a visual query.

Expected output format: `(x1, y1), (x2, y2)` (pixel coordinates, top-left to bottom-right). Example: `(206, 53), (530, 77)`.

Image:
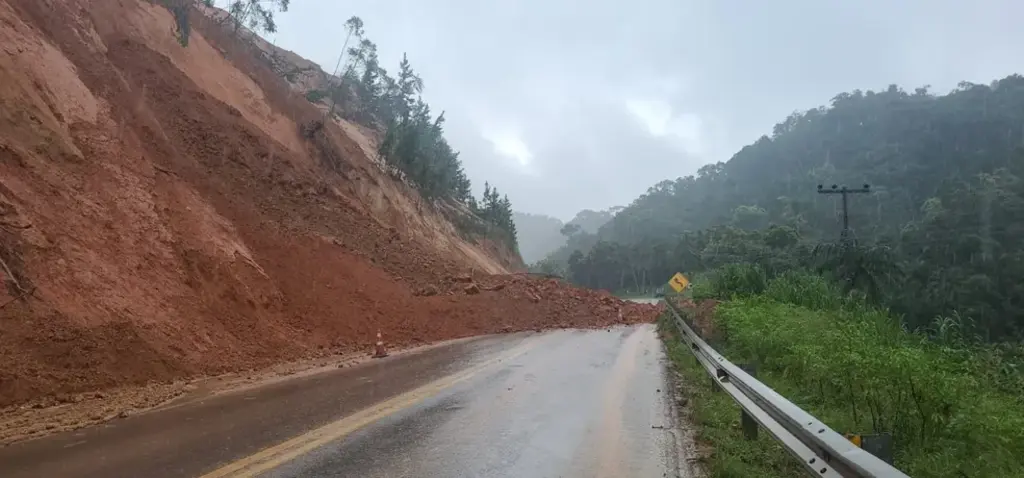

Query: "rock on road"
(0, 325), (693, 478)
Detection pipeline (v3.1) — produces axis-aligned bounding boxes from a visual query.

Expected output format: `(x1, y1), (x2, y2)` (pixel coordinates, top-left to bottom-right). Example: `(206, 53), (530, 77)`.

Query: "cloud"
(482, 129), (535, 173)
(625, 99), (704, 157)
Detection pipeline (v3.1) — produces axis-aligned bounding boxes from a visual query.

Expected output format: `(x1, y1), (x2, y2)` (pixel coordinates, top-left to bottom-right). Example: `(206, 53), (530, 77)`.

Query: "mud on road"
(0, 325), (695, 478)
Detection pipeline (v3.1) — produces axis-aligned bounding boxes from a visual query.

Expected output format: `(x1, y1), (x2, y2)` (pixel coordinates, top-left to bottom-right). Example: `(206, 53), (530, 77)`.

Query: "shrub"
(305, 89), (327, 103)
(763, 270), (852, 311)
(691, 263), (767, 300)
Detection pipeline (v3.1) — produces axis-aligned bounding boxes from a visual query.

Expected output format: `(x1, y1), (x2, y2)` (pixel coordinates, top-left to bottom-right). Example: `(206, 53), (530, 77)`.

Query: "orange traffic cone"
(373, 331), (389, 358)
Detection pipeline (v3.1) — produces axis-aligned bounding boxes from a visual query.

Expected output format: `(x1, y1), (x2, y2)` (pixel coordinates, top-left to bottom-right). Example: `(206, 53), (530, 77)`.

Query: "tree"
(813, 242), (901, 303)
(325, 16), (365, 119)
(731, 205), (769, 230)
(535, 73), (1024, 341)
(163, 0), (217, 47)
(165, 0), (193, 46)
(309, 19), (521, 252)
(337, 17), (365, 76)
(466, 183), (517, 248)
(226, 0), (290, 34)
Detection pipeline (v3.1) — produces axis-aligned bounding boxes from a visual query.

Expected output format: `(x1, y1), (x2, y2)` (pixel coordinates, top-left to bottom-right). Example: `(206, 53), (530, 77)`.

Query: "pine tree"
(328, 21), (519, 250)
(225, 0), (290, 34)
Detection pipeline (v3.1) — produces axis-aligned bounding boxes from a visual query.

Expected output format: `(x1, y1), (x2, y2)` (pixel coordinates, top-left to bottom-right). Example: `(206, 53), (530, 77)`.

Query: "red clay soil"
(0, 0), (660, 411)
(423, 274), (662, 334)
(669, 296), (720, 339)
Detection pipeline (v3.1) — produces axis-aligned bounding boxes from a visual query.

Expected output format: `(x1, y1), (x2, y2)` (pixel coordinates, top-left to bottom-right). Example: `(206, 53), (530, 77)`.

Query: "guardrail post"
(852, 432), (895, 465)
(709, 365), (722, 392)
(738, 363), (758, 440)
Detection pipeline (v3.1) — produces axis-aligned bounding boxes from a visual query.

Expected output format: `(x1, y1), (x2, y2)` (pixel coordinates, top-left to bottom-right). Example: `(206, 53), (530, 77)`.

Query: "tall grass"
(685, 267), (1024, 477)
(691, 263), (768, 300)
(720, 298), (1024, 476)
(657, 312), (805, 478)
(763, 270), (851, 311)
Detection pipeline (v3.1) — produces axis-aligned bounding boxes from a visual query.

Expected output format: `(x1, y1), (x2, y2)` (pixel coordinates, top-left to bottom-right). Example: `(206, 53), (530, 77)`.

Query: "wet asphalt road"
(0, 325), (683, 478)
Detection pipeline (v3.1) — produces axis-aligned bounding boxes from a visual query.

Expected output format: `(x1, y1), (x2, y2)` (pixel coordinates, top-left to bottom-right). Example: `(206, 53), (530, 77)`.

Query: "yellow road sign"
(668, 272), (690, 293)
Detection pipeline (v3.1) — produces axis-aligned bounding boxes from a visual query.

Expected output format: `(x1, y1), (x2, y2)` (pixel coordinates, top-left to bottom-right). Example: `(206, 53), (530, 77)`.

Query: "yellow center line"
(199, 337), (542, 478)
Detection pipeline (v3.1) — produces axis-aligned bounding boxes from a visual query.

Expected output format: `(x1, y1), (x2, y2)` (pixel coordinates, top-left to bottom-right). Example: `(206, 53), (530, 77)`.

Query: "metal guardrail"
(662, 299), (911, 478)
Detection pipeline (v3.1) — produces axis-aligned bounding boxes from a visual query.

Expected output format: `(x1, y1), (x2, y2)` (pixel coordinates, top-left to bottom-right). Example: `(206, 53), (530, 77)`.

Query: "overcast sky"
(266, 0), (1023, 221)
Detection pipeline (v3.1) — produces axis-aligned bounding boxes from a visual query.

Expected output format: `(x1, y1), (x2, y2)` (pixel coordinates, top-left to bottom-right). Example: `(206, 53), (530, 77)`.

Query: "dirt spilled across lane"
(1, 281), (661, 446)
(0, 0), (660, 445)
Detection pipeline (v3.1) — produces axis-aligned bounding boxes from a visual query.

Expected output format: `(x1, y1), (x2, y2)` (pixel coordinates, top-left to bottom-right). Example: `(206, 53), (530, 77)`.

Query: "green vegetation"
(526, 208), (617, 273)
(165, 0), (286, 46)
(550, 76), (1024, 343)
(514, 208), (617, 267)
(304, 89), (327, 103)
(225, 0), (290, 34)
(474, 182), (517, 249)
(667, 268), (1024, 477)
(658, 313), (803, 477)
(164, 6), (519, 249)
(161, 0), (213, 47)
(317, 17), (518, 248)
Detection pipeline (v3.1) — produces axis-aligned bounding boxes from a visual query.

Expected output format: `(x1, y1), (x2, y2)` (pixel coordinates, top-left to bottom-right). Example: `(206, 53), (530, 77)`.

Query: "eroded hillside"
(0, 0), (659, 413)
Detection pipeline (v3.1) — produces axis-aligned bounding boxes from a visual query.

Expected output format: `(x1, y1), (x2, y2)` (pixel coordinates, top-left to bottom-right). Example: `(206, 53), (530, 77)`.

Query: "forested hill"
(545, 75), (1024, 340)
(515, 209), (617, 264)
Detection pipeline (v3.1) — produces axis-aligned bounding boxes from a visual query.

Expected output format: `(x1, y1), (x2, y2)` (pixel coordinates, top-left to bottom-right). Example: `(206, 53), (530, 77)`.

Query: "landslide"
(0, 0), (658, 411)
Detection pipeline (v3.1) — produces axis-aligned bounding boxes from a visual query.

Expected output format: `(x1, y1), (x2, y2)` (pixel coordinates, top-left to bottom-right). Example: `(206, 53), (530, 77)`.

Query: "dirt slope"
(0, 0), (656, 411)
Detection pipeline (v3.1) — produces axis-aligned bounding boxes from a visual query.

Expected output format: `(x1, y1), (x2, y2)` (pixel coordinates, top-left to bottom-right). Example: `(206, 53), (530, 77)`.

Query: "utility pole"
(817, 184), (871, 244)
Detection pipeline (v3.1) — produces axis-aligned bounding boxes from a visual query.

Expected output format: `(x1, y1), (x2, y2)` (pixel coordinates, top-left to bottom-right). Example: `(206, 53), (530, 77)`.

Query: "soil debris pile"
(0, 0), (656, 417)
(429, 274), (663, 330)
(668, 296), (720, 341)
